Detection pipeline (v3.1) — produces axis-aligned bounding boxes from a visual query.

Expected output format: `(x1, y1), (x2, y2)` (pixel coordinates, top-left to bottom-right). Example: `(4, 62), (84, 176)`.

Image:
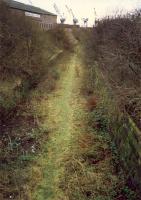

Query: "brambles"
(92, 12), (141, 128)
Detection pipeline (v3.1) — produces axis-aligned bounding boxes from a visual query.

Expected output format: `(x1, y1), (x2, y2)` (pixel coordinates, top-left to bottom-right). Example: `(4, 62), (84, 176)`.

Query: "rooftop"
(4, 0), (57, 16)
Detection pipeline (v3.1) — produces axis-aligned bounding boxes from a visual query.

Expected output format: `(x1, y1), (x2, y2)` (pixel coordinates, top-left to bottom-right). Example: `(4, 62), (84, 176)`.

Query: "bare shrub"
(92, 12), (141, 128)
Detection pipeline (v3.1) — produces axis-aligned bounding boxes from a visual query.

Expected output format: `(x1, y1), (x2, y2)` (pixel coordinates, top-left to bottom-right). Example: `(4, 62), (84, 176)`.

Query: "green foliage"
(122, 186), (137, 200)
(89, 109), (109, 131)
(19, 154), (35, 162)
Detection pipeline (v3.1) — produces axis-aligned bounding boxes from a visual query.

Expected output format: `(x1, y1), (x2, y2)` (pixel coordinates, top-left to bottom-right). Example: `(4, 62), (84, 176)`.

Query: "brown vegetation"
(92, 12), (141, 129)
(0, 1), (73, 124)
(87, 96), (98, 111)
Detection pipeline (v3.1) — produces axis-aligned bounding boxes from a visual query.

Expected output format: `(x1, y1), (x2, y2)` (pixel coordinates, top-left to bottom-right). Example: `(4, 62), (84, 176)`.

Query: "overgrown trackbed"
(34, 53), (81, 199)
(34, 44), (120, 200)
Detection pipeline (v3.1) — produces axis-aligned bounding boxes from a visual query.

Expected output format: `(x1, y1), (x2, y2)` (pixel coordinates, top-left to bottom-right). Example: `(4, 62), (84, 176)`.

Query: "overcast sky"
(18, 0), (141, 26)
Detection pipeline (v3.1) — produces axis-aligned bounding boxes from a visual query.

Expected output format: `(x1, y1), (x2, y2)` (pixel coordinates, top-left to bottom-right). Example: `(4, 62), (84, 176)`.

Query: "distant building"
(4, 0), (57, 30)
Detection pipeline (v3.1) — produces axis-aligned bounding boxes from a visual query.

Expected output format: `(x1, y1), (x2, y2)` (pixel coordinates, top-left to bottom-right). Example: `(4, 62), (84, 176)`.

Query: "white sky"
(18, 0), (141, 26)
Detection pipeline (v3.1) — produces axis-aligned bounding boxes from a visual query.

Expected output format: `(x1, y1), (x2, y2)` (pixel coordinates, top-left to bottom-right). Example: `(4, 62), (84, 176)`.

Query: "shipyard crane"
(66, 5), (78, 25)
(94, 8), (97, 20)
(82, 18), (88, 27)
(94, 8), (98, 26)
(54, 3), (66, 24)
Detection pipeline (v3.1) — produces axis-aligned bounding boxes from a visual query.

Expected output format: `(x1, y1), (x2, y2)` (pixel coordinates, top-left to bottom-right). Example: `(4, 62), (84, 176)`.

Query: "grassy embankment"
(90, 14), (141, 192)
(72, 19), (141, 198)
(0, 1), (74, 199)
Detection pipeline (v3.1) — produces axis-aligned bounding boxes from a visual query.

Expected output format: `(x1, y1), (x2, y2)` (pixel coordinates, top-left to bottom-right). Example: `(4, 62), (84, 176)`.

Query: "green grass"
(33, 53), (77, 200)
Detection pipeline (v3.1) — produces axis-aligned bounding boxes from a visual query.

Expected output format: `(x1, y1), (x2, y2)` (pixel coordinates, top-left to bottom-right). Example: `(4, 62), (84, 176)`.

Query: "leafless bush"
(92, 12), (141, 128)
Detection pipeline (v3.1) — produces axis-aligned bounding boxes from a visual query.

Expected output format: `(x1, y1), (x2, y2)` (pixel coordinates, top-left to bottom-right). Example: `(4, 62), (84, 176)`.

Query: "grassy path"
(34, 53), (80, 199)
(33, 46), (123, 200)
